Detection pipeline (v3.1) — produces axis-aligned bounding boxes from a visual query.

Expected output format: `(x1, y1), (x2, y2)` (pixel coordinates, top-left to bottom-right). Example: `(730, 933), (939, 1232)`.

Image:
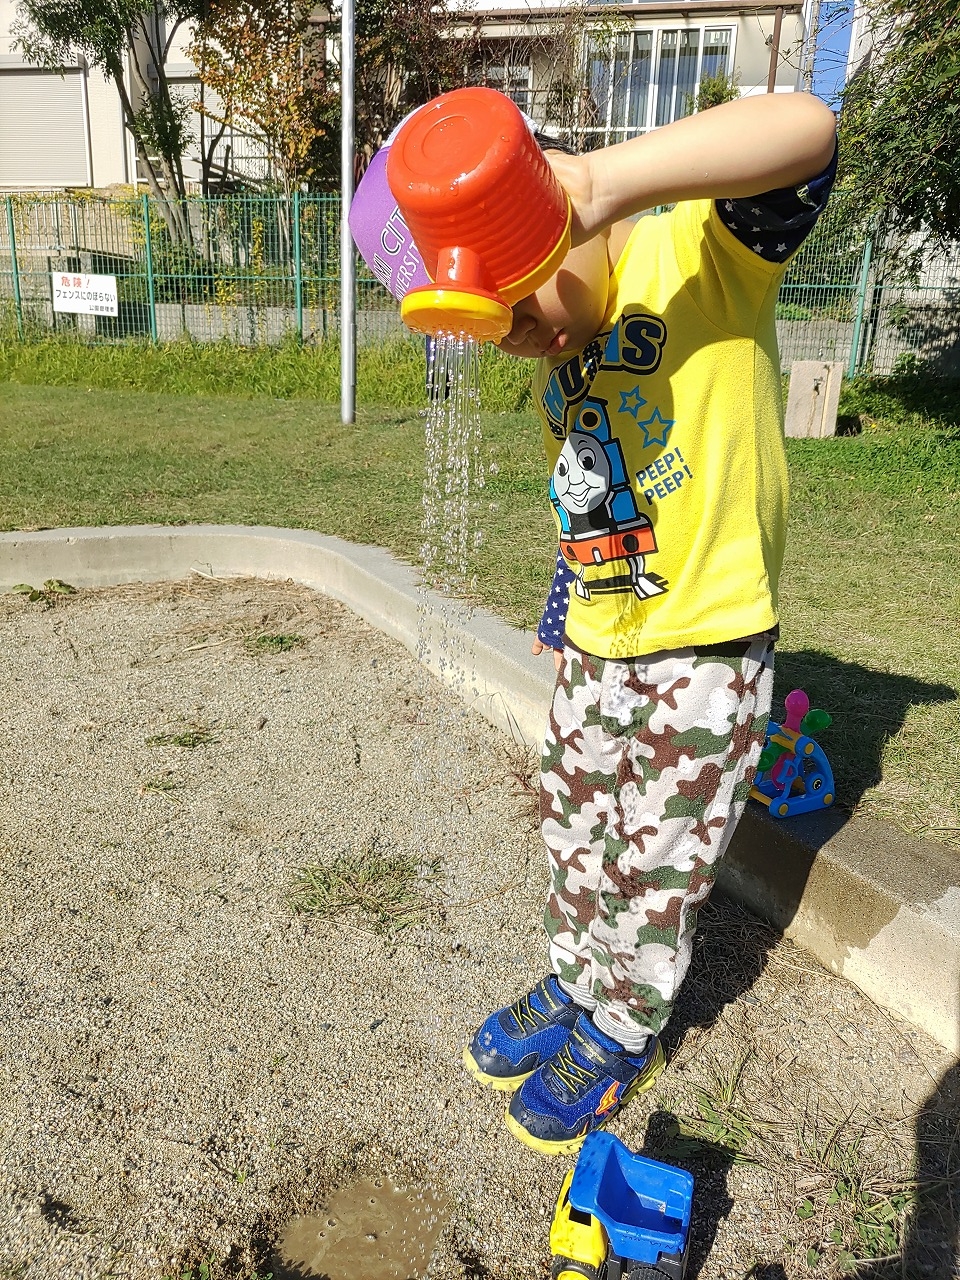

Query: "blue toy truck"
(550, 1131), (694, 1280)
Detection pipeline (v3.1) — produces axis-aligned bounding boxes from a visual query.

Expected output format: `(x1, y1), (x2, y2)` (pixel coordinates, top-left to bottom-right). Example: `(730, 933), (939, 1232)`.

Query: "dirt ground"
(0, 576), (957, 1280)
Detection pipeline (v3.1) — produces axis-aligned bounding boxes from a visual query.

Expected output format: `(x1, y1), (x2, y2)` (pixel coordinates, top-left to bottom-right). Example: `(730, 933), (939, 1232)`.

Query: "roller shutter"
(0, 67), (89, 187)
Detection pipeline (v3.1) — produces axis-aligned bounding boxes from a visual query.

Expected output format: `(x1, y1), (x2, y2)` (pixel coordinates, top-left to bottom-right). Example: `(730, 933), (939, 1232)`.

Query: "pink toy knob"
(784, 689), (809, 733)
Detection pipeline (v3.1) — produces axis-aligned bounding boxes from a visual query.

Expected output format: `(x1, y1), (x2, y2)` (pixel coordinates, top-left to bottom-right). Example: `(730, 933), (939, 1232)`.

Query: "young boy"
(352, 91), (837, 1156)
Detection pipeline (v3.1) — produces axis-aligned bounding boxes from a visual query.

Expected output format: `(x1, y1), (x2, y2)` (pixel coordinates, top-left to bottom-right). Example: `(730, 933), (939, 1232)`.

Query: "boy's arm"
(553, 93), (837, 245)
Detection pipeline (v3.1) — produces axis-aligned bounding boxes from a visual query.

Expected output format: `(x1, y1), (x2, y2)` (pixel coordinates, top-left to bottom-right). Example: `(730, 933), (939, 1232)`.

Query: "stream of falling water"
(278, 334), (494, 1280)
(421, 332), (485, 596)
(413, 331), (487, 797)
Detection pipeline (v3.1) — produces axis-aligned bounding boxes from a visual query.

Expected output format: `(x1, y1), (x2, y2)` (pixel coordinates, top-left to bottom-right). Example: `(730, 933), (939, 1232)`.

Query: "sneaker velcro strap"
(566, 1025), (638, 1080)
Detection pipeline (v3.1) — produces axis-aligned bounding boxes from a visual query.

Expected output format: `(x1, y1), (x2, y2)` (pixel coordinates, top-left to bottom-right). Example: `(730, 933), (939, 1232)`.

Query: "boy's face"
(498, 232), (612, 361)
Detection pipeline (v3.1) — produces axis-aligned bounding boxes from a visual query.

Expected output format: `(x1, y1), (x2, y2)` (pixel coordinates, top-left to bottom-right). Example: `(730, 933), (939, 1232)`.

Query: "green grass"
(146, 720), (220, 749)
(244, 632), (306, 654)
(0, 331), (534, 412)
(0, 381), (555, 629)
(140, 771), (181, 800)
(0, 370), (957, 847)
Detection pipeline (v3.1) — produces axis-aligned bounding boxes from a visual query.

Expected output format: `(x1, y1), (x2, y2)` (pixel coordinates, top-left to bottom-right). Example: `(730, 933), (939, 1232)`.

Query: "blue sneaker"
(462, 975), (580, 1092)
(505, 1012), (665, 1155)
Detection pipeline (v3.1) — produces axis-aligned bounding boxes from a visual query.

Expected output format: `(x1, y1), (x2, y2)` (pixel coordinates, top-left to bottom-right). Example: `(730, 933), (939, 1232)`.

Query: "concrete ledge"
(2, 524), (957, 1056)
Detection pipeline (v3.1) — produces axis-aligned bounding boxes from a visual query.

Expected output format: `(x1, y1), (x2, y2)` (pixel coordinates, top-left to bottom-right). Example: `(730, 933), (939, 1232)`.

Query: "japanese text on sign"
(51, 273), (119, 317)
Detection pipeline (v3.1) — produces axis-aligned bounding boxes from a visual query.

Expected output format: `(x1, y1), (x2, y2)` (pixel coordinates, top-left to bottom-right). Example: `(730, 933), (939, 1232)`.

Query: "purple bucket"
(349, 147), (429, 301)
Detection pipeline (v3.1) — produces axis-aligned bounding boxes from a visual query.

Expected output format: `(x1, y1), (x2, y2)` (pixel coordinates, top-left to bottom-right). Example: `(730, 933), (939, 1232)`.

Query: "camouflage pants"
(541, 636), (774, 1049)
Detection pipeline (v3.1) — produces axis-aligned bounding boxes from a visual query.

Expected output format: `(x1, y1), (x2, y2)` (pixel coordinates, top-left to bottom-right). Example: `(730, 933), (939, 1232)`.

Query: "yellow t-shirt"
(532, 198), (790, 659)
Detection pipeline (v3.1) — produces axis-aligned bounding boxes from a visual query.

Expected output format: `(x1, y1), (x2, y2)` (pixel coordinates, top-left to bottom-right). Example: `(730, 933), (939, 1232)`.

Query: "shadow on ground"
(661, 894), (960, 1279)
(659, 898), (778, 1278)
(771, 649), (957, 821)
(852, 1058), (960, 1279)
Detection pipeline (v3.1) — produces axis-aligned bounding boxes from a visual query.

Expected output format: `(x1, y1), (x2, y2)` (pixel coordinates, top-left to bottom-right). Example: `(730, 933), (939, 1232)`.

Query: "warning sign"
(51, 273), (119, 317)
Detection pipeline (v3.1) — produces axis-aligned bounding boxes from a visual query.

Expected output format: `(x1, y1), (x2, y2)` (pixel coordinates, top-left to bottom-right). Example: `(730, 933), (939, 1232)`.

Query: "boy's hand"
(531, 637), (564, 672)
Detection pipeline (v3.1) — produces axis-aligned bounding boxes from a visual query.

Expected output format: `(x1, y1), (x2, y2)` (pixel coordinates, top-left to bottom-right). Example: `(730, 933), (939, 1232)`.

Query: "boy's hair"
(534, 132), (579, 157)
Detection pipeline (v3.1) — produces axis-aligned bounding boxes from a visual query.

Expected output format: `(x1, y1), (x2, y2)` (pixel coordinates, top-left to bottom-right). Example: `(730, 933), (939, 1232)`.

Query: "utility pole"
(766, 5), (785, 91)
(804, 0), (823, 90)
(340, 0), (356, 424)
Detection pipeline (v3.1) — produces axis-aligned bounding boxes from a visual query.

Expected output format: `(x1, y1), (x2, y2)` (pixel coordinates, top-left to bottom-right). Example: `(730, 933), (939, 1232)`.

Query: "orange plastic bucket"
(386, 87), (572, 342)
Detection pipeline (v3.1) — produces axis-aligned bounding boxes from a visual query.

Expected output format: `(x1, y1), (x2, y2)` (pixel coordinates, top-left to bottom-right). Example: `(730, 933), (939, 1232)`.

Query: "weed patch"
(243, 633), (305, 655)
(789, 1125), (917, 1274)
(146, 719), (219, 749)
(11, 579), (77, 607)
(139, 770), (181, 800)
(503, 738), (540, 831)
(288, 840), (438, 934)
(657, 1052), (934, 1277)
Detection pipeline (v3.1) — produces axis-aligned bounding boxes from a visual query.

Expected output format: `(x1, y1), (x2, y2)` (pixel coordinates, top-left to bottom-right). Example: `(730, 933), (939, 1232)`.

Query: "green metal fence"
(0, 192), (402, 349)
(776, 207), (960, 377)
(2, 191), (958, 375)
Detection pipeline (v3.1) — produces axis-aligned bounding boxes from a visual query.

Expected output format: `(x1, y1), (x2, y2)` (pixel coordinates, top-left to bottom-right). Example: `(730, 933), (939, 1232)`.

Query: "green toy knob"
(758, 742), (788, 772)
(801, 709), (832, 735)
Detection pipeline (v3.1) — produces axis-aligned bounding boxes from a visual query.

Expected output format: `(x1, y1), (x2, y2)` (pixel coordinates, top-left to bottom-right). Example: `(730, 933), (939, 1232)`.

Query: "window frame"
(580, 22), (737, 148)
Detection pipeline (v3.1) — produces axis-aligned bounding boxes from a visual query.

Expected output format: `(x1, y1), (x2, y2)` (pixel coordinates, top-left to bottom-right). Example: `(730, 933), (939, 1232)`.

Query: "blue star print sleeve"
(537, 549), (573, 649)
(717, 141), (838, 264)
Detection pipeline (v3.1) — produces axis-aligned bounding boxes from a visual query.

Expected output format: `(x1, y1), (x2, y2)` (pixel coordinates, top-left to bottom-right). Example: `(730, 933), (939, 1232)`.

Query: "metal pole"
(5, 197), (24, 341)
(848, 235), (873, 379)
(293, 189), (303, 343)
(142, 192), (158, 344)
(340, 0), (356, 424)
(766, 6), (784, 92)
(803, 0), (822, 92)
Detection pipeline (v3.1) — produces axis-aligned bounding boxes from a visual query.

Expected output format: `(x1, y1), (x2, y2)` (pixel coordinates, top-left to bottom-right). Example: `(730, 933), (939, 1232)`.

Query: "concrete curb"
(2, 524), (957, 1056)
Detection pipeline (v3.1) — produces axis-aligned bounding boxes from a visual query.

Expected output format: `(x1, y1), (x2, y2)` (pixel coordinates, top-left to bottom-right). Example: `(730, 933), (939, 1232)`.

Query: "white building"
(462, 0), (818, 151)
(0, 0), (819, 191)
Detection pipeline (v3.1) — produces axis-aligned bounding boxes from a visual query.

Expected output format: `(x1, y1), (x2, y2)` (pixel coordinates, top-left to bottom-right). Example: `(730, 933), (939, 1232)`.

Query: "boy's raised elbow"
(792, 93), (838, 176)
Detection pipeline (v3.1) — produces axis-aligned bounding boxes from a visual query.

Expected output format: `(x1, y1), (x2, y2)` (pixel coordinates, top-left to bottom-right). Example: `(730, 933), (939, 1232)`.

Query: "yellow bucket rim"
(400, 287), (512, 343)
(500, 197), (573, 305)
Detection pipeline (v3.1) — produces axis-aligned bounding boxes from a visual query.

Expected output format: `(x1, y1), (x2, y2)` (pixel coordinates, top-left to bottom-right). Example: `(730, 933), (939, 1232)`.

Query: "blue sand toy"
(750, 688), (835, 819)
(550, 1131), (694, 1279)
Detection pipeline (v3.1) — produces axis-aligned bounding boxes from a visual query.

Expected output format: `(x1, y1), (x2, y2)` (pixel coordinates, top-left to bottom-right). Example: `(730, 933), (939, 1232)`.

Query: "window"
(580, 25), (733, 148)
(701, 28), (732, 82)
(654, 29), (700, 126)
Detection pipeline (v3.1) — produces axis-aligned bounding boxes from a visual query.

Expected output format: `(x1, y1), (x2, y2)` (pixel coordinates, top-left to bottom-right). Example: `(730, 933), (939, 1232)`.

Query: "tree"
(351, 0), (478, 169)
(190, 0), (472, 190)
(692, 69), (740, 113)
(13, 0), (203, 244)
(533, 7), (633, 149)
(838, 0), (960, 241)
(188, 0), (338, 196)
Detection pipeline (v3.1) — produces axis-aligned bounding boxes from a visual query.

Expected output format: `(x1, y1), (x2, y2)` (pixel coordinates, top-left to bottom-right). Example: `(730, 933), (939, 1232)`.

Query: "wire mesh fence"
(2, 191), (958, 376)
(776, 206), (960, 377)
(0, 192), (404, 349)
